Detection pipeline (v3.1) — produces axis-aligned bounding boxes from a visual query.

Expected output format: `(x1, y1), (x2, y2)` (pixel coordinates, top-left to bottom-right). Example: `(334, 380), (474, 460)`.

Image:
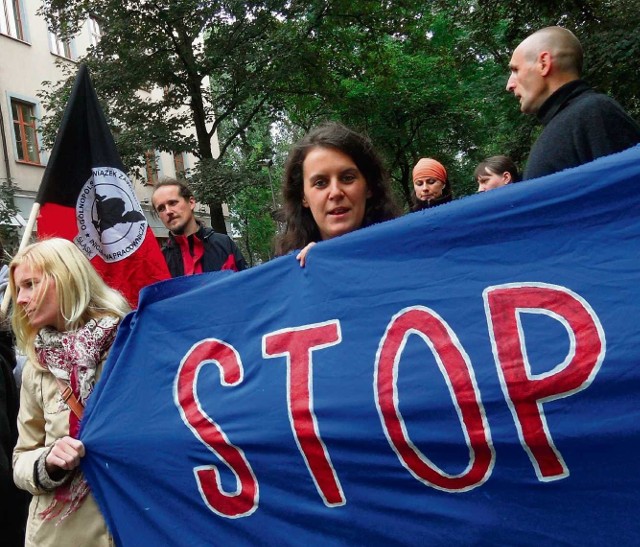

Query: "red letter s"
(175, 339), (259, 518)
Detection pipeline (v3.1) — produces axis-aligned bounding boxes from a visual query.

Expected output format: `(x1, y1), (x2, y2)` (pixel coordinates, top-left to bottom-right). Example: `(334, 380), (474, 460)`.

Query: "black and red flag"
(36, 64), (170, 307)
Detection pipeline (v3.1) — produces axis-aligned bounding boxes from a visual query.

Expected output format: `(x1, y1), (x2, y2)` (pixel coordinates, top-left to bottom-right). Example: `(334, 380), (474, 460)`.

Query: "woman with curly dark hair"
(275, 122), (399, 265)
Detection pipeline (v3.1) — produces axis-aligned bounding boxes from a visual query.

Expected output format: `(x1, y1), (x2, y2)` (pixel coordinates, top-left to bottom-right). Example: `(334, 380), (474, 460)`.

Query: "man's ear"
(539, 51), (552, 77)
(188, 196), (196, 210)
(503, 172), (513, 185)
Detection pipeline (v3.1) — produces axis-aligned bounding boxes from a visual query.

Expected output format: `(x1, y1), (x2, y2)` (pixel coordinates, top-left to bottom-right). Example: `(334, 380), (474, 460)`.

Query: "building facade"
(0, 0), (218, 241)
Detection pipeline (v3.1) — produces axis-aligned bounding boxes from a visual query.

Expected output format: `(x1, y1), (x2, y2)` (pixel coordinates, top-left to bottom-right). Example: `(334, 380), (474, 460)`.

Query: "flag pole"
(0, 202), (39, 315)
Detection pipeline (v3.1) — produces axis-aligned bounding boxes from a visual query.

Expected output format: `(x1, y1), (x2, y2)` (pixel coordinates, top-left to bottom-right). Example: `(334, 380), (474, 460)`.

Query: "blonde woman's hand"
(45, 436), (85, 475)
(296, 242), (317, 268)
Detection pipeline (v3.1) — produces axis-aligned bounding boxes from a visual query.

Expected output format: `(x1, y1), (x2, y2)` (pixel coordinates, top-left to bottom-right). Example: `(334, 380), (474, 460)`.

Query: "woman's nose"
(16, 289), (28, 305)
(328, 180), (344, 199)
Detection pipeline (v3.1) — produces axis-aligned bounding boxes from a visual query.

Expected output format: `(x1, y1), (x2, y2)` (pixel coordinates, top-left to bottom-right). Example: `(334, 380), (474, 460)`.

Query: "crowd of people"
(1, 25), (639, 546)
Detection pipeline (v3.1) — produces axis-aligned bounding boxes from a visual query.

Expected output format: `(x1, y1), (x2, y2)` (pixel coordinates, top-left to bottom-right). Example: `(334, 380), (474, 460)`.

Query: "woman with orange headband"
(411, 157), (452, 211)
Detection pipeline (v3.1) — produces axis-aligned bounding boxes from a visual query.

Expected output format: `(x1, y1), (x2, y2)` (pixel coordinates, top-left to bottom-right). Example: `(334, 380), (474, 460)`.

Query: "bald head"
(506, 26), (583, 115)
(519, 27), (583, 76)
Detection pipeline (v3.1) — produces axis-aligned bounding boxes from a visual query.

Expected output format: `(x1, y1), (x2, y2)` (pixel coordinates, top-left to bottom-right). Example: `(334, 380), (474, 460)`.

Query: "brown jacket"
(13, 359), (113, 547)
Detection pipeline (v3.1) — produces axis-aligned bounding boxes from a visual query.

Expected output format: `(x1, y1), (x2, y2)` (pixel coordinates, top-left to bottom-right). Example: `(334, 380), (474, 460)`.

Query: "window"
(173, 152), (186, 179)
(0, 0), (25, 40)
(48, 12), (76, 60)
(88, 17), (101, 46)
(145, 149), (160, 184)
(11, 99), (41, 164)
(49, 30), (74, 59)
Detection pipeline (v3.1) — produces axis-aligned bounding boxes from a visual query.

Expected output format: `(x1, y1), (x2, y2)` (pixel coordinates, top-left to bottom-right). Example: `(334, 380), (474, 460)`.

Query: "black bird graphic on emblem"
(92, 194), (145, 236)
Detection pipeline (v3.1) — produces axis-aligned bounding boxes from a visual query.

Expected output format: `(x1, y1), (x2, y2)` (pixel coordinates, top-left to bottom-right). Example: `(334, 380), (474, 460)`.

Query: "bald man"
(507, 26), (640, 180)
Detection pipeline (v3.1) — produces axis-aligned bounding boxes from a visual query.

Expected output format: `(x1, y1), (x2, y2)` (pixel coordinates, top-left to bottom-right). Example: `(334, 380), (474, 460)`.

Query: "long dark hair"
(275, 122), (399, 255)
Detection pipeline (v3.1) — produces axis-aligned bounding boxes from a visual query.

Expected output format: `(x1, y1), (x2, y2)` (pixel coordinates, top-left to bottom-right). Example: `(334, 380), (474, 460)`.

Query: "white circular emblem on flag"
(74, 167), (147, 263)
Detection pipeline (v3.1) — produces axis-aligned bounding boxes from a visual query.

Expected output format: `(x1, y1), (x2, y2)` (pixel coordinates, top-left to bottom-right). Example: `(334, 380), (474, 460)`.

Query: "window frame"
(145, 149), (161, 185)
(88, 16), (101, 47)
(0, 0), (27, 41)
(173, 152), (186, 179)
(47, 11), (77, 60)
(9, 95), (43, 166)
(48, 30), (76, 59)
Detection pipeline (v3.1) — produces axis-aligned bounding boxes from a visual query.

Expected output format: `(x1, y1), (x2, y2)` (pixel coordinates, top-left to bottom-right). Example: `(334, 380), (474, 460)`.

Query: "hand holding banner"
(81, 146), (640, 546)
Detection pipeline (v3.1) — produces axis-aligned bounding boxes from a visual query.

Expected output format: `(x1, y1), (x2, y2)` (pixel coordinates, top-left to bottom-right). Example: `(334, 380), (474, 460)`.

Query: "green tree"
(40, 0), (640, 239)
(0, 178), (22, 261)
(39, 0), (323, 233)
(229, 185), (277, 265)
(282, 5), (500, 202)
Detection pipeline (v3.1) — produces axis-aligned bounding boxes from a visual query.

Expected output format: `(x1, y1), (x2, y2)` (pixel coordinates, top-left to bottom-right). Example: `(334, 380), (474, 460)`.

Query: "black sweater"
(524, 80), (640, 180)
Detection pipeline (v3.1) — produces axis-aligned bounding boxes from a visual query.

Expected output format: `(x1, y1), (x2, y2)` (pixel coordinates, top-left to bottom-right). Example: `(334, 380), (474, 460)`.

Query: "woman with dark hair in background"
(474, 155), (520, 192)
(0, 316), (30, 545)
(0, 241), (30, 545)
(276, 122), (399, 266)
(411, 158), (453, 210)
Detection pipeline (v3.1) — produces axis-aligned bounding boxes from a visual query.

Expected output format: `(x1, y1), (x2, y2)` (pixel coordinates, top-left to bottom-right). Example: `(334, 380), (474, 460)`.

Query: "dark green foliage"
(229, 185), (278, 265)
(39, 0), (639, 243)
(0, 180), (22, 260)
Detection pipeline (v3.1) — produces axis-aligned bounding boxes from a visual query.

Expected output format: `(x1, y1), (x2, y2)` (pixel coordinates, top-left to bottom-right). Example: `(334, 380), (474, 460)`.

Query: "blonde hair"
(9, 238), (130, 364)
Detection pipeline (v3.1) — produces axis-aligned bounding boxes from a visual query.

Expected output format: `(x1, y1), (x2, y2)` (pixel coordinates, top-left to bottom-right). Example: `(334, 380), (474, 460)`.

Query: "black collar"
(168, 222), (214, 246)
(537, 80), (591, 126)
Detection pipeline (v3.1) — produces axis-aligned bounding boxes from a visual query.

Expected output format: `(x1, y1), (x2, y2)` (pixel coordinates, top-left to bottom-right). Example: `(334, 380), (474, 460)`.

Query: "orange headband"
(413, 158), (447, 183)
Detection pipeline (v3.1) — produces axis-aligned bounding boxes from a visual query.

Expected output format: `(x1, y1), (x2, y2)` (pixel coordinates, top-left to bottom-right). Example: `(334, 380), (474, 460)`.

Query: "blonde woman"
(10, 238), (129, 546)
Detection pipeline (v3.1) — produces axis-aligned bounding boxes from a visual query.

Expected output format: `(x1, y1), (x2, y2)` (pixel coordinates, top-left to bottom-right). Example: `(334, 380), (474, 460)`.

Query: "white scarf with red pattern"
(34, 315), (119, 522)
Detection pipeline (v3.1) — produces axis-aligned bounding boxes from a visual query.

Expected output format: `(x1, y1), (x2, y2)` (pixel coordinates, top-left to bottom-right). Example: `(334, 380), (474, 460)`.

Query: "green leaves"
(39, 0), (639, 239)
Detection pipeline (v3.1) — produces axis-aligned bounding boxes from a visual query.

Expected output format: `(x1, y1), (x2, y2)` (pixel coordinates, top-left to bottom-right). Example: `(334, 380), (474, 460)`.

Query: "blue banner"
(81, 146), (640, 546)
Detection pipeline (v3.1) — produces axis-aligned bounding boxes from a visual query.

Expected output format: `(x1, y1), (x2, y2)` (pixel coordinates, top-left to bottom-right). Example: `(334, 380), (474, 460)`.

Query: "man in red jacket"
(151, 179), (247, 277)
